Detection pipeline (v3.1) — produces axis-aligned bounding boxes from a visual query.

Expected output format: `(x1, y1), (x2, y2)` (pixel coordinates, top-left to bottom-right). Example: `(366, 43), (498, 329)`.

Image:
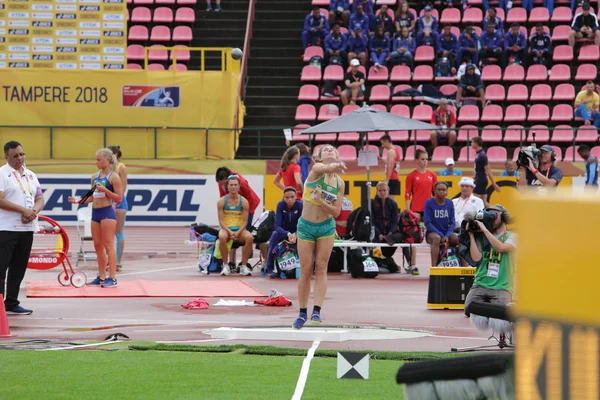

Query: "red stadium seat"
(338, 132), (360, 142)
(150, 26), (171, 42)
(298, 85), (319, 101)
(485, 84), (506, 101)
(154, 7), (173, 23)
(504, 125), (526, 142)
(481, 125), (503, 142)
(528, 104), (550, 122)
(147, 63), (165, 71)
(148, 44), (168, 62)
(413, 65), (433, 82)
(440, 7), (461, 24)
(301, 65), (322, 82)
(528, 125), (550, 142)
(390, 104), (410, 118)
(551, 7), (572, 23)
(548, 64), (571, 82)
(551, 25), (571, 42)
(530, 84), (552, 102)
(525, 64), (548, 81)
(458, 105), (480, 123)
(410, 130), (432, 142)
(481, 105), (503, 123)
(551, 125), (574, 142)
(529, 7), (550, 23)
(507, 84), (529, 101)
(295, 104), (317, 122)
(173, 26), (192, 41)
(368, 66), (389, 82)
(553, 83), (575, 101)
(391, 84), (412, 102)
(553, 45), (573, 62)
(369, 84), (391, 102)
(390, 65), (412, 82)
(405, 145), (426, 160)
(412, 104), (433, 121)
(318, 104), (340, 121)
(342, 105), (359, 114)
(414, 46), (435, 62)
(564, 146), (584, 162)
(551, 104), (573, 122)
(370, 104), (387, 111)
(127, 63), (142, 69)
(487, 146), (508, 162)
(576, 64), (597, 80)
(175, 7), (195, 23)
(439, 84), (457, 96)
(457, 125), (479, 141)
(303, 46), (324, 63)
(170, 45), (191, 62)
(504, 64), (525, 82)
(504, 104), (526, 123)
(168, 63), (188, 71)
(506, 7), (527, 23)
(127, 44), (145, 61)
(128, 25), (149, 41)
(432, 146), (454, 162)
(323, 65), (343, 81)
(576, 126), (599, 142)
(579, 45), (600, 61)
(481, 64), (502, 82)
(131, 7), (151, 22)
(462, 7), (483, 23)
(337, 145), (357, 161)
(458, 146), (476, 162)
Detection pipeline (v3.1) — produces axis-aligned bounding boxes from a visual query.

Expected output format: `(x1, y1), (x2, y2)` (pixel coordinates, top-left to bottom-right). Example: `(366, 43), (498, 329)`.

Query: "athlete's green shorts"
(297, 217), (336, 243)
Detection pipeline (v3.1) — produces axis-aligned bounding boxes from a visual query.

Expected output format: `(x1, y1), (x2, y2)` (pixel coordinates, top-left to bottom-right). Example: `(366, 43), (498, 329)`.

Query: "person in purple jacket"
(424, 182), (459, 266)
(329, 0), (350, 27)
(349, 4), (370, 34)
(390, 26), (415, 69)
(346, 24), (368, 66)
(479, 23), (505, 68)
(325, 24), (348, 66)
(504, 22), (527, 67)
(437, 24), (458, 68)
(302, 8), (329, 49)
(369, 26), (390, 71)
(417, 6), (438, 39)
(457, 24), (480, 67)
(482, 7), (503, 33)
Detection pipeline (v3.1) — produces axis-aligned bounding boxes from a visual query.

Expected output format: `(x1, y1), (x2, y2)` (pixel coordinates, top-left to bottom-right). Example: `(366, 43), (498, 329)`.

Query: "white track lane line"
(38, 340), (123, 351)
(291, 340), (321, 400)
(116, 265), (198, 277)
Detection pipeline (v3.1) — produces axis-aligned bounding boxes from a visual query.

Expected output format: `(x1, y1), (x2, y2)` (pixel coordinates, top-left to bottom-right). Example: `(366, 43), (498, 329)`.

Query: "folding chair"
(76, 207), (96, 267)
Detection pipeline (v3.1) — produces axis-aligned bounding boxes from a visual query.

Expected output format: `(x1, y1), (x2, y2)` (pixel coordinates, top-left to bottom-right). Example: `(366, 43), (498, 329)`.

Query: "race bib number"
(277, 252), (299, 271)
(487, 262), (500, 278)
(439, 255), (460, 267)
(363, 257), (379, 272)
(320, 185), (337, 204)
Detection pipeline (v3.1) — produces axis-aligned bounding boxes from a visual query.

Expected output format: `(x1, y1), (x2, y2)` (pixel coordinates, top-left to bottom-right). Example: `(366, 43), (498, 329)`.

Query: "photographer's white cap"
(459, 177), (475, 187)
(350, 59), (360, 66)
(445, 158), (455, 166)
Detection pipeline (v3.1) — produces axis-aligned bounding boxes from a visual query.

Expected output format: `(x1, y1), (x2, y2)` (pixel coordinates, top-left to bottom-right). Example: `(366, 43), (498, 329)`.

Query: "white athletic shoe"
(200, 268), (208, 275)
(239, 265), (252, 276)
(221, 265), (231, 276)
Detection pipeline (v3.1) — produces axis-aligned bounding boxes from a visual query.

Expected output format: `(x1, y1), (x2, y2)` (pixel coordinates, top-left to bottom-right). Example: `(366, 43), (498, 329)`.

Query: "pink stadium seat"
(504, 125), (526, 142)
(318, 104), (340, 121)
(170, 45), (191, 62)
(320, 88), (341, 102)
(298, 84), (319, 101)
(564, 146), (584, 162)
(148, 45), (168, 62)
(127, 63), (142, 70)
(530, 84), (552, 102)
(292, 124), (312, 142)
(462, 7), (483, 23)
(127, 44), (145, 61)
(419, 8), (439, 18)
(440, 7), (461, 24)
(390, 65), (412, 82)
(413, 65), (433, 82)
(551, 7), (572, 23)
(412, 104), (433, 121)
(552, 146), (563, 162)
(128, 25), (149, 41)
(579, 45), (600, 61)
(301, 65), (322, 82)
(414, 46), (435, 62)
(295, 104), (317, 122)
(347, 65), (366, 76)
(486, 146), (508, 162)
(458, 105), (480, 123)
(370, 104), (387, 112)
(481, 105), (503, 123)
(591, 146), (600, 159)
(576, 6), (596, 14)
(528, 104), (550, 122)
(481, 125), (503, 142)
(389, 131), (410, 142)
(551, 25), (571, 42)
(177, 0), (197, 4)
(150, 25), (171, 42)
(314, 133), (338, 143)
(506, 7), (527, 23)
(439, 84), (457, 96)
(390, 104), (410, 118)
(528, 125), (550, 142)
(485, 84), (506, 101)
(576, 126), (599, 142)
(450, 26), (460, 37)
(529, 25), (550, 36)
(488, 7), (505, 20)
(551, 125), (574, 142)
(133, 0), (153, 4)
(458, 146), (476, 162)
(312, 0), (329, 5)
(481, 65), (502, 82)
(342, 105), (359, 114)
(381, 145), (404, 163)
(405, 145), (426, 160)
(457, 125), (479, 141)
(504, 104), (526, 123)
(131, 7), (151, 22)
(375, 5), (396, 14)
(553, 45), (574, 62)
(147, 63), (165, 71)
(168, 63), (188, 71)
(173, 26), (192, 41)
(525, 64), (548, 81)
(361, 144), (379, 153)
(432, 146), (454, 162)
(339, 132), (360, 142)
(156, 0), (175, 4)
(323, 65), (343, 81)
(409, 130), (431, 142)
(367, 131), (385, 141)
(337, 145), (357, 161)
(507, 84), (528, 101)
(504, 64), (525, 82)
(529, 7), (550, 23)
(369, 84), (391, 102)
(553, 83), (575, 101)
(575, 64), (597, 81)
(391, 85), (412, 102)
(153, 7), (173, 23)
(548, 64), (571, 82)
(551, 104), (573, 122)
(175, 7), (195, 23)
(368, 66), (389, 82)
(303, 46), (324, 63)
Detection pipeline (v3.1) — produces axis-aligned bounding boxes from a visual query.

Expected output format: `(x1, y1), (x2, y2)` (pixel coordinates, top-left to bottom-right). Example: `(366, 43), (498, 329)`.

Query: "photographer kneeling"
(463, 205), (516, 334)
(517, 144), (563, 191)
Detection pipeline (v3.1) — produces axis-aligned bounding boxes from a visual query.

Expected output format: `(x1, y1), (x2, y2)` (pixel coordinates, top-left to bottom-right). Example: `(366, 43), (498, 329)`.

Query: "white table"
(333, 241), (430, 273)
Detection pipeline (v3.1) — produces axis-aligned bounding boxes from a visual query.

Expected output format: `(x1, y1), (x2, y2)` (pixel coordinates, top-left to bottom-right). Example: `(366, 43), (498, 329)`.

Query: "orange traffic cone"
(0, 295), (16, 339)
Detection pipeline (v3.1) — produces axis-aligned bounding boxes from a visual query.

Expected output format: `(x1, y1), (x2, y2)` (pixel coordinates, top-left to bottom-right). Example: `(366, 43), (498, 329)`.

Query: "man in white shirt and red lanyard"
(452, 177), (484, 232)
(0, 141), (44, 315)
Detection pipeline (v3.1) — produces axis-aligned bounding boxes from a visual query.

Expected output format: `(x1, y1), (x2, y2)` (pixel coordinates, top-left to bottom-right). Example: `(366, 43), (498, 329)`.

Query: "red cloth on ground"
(254, 296), (292, 307)
(182, 298), (210, 309)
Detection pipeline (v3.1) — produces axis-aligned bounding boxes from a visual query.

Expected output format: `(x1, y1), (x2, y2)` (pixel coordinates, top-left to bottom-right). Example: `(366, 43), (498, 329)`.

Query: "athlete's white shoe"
(239, 265), (252, 276)
(221, 265), (231, 276)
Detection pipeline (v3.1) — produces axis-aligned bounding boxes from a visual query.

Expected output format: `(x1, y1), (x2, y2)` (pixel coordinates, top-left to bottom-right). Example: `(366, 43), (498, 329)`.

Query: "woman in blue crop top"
(68, 148), (122, 288)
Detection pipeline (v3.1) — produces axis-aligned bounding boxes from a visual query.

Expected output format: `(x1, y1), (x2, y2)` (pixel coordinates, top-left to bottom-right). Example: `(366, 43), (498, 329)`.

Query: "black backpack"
(346, 207), (372, 242)
(254, 211), (275, 244)
(327, 247), (345, 273)
(348, 249), (379, 278)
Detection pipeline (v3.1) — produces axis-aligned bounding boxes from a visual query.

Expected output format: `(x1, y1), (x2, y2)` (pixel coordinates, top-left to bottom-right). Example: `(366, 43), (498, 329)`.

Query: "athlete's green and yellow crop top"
(304, 174), (339, 205)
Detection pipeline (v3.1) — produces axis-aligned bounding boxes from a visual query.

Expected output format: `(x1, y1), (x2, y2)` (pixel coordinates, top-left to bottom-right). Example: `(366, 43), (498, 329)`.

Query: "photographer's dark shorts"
(388, 179), (400, 195)
(435, 131), (450, 144)
(474, 179), (488, 195)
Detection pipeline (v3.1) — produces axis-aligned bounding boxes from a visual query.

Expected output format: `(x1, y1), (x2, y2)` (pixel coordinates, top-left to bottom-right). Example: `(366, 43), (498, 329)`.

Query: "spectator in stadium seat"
(372, 5), (395, 37)
(417, 26), (437, 49)
(394, 1), (416, 38)
(417, 6), (438, 40)
(518, 144), (563, 190)
(528, 23), (552, 68)
(329, 0), (350, 28)
(456, 60), (480, 79)
(479, 23), (505, 68)
(440, 158), (463, 177)
(437, 24), (458, 68)
(521, 0), (534, 12)
(430, 98), (457, 148)
(577, 145), (599, 188)
(302, 8), (330, 49)
(569, 4), (600, 48)
(341, 58), (366, 105)
(424, 182), (459, 266)
(325, 24), (348, 66)
(369, 26), (390, 71)
(504, 23), (528, 66)
(350, 4), (370, 35)
(206, 0), (221, 12)
(500, 160), (519, 177)
(353, 0), (374, 15)
(347, 26), (368, 66)
(456, 63), (485, 108)
(482, 7), (503, 33)
(457, 24), (480, 67)
(390, 26), (416, 69)
(274, 146), (304, 200)
(379, 134), (401, 200)
(574, 80), (600, 127)
(405, 148), (437, 220)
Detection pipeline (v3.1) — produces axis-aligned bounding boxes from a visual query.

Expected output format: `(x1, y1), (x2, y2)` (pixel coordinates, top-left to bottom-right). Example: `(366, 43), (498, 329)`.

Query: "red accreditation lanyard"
(13, 171), (33, 198)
